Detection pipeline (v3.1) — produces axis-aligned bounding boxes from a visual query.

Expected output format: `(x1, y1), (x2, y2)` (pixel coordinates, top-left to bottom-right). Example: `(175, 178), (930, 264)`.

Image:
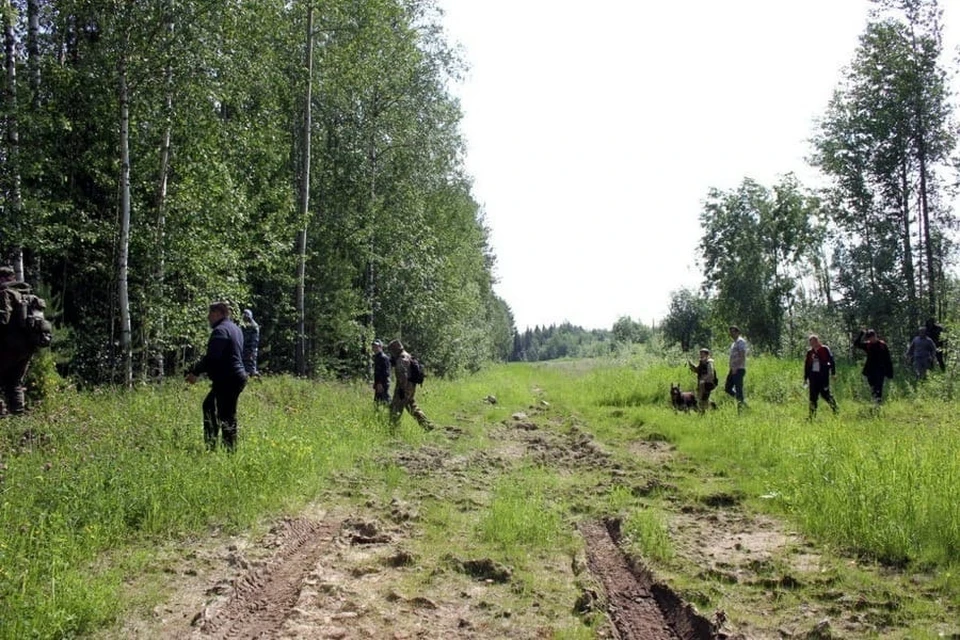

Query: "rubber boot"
(221, 421), (237, 452)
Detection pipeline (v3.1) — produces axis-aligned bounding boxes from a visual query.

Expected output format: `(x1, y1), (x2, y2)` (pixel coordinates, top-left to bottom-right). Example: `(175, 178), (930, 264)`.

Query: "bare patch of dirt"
(628, 438), (676, 465)
(671, 510), (814, 589)
(527, 425), (614, 470)
(194, 516), (339, 639)
(579, 518), (720, 640)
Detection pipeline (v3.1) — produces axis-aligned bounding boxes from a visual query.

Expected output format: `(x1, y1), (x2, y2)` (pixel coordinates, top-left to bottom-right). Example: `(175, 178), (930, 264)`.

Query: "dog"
(670, 383), (698, 412)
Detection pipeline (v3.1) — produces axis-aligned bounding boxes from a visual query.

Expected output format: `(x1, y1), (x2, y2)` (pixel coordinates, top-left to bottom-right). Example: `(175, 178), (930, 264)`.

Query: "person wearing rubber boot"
(186, 301), (248, 450)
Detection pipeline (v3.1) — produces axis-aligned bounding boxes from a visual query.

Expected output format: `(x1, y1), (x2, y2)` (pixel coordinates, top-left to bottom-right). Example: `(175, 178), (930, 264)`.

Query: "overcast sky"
(437, 1), (960, 331)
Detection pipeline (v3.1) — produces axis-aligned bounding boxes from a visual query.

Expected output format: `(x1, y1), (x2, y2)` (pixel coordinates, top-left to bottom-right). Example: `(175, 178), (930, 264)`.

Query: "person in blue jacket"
(186, 302), (248, 450)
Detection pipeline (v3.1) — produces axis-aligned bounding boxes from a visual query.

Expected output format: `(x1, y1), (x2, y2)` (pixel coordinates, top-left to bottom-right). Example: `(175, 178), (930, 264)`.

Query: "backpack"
(2, 287), (53, 348)
(408, 356), (425, 385)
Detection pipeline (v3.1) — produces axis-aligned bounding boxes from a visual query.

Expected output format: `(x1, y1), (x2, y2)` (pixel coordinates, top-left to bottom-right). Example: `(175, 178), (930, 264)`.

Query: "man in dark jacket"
(186, 302), (247, 450)
(854, 329), (894, 404)
(371, 339), (391, 404)
(804, 334), (838, 418)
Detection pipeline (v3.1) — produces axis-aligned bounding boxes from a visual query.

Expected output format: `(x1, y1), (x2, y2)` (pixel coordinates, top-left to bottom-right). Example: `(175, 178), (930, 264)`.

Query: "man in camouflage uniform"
(0, 266), (38, 415)
(387, 339), (432, 429)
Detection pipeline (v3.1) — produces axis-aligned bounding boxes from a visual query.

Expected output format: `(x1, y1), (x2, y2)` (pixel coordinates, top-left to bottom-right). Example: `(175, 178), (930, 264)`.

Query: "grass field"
(1, 351), (958, 638)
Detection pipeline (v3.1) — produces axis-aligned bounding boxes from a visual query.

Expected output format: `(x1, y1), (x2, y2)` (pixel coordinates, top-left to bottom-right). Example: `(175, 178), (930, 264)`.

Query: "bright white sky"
(438, 1), (960, 331)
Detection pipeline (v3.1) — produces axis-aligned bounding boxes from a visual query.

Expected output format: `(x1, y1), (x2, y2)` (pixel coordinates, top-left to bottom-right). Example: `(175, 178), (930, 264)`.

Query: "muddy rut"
(194, 517), (338, 639)
(579, 519), (718, 640)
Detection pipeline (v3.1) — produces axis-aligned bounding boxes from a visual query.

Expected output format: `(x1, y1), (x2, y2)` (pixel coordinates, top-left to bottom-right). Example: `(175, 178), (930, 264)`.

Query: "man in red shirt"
(804, 334), (838, 419)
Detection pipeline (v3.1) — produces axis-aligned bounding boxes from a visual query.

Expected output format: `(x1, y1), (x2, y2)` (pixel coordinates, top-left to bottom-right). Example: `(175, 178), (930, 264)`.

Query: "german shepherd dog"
(670, 383), (698, 412)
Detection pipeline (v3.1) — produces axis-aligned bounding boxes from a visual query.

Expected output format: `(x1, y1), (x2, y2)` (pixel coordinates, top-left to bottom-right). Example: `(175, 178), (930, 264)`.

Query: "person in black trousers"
(804, 334), (838, 418)
(854, 329), (894, 404)
(371, 339), (391, 404)
(186, 301), (248, 450)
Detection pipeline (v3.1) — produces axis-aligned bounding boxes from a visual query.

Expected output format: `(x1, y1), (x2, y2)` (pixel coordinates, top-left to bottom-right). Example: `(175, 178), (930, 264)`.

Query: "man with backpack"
(687, 347), (717, 413)
(386, 339), (432, 430)
(0, 266), (52, 415)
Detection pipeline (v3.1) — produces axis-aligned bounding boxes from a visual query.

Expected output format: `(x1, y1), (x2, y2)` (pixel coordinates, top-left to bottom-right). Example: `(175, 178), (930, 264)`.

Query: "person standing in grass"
(186, 302), (248, 451)
(724, 326), (747, 410)
(371, 339), (391, 405)
(387, 339), (432, 430)
(854, 329), (894, 404)
(804, 334), (838, 418)
(0, 266), (47, 416)
(924, 317), (946, 372)
(241, 308), (260, 377)
(906, 326), (938, 381)
(687, 348), (717, 413)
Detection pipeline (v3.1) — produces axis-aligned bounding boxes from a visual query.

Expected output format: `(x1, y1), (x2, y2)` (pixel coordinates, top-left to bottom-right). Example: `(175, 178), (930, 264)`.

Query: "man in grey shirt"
(906, 326), (938, 380)
(725, 325), (748, 410)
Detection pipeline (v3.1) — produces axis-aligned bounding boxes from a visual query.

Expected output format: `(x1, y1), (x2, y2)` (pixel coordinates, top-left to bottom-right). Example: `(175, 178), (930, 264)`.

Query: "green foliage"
(510, 322), (614, 362)
(698, 176), (822, 354)
(0, 0), (513, 384)
(611, 315), (652, 344)
(23, 348), (64, 406)
(661, 288), (712, 352)
(812, 0), (955, 337)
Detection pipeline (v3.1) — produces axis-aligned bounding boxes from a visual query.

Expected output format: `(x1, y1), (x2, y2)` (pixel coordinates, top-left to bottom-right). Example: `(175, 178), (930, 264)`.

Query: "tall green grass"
(575, 354), (960, 573)
(0, 377), (404, 638)
(4, 353), (959, 636)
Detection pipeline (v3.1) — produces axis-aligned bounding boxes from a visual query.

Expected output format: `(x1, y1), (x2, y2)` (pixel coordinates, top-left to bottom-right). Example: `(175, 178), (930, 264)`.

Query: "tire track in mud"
(579, 518), (719, 640)
(195, 517), (338, 640)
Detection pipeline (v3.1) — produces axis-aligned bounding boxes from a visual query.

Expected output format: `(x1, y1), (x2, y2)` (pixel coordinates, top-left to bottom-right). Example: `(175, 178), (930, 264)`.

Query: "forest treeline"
(663, 0), (960, 357)
(508, 316), (653, 362)
(0, 0), (514, 383)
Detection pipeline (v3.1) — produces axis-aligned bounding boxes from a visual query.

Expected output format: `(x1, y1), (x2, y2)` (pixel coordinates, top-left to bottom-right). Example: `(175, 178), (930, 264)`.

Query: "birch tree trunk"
(145, 15), (175, 381)
(295, 5), (314, 377)
(3, 0), (23, 279)
(26, 0), (39, 106)
(118, 44), (133, 387)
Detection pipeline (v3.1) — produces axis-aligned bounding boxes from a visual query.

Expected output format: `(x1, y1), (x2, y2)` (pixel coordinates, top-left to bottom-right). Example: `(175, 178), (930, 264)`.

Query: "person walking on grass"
(804, 334), (838, 418)
(186, 302), (247, 451)
(724, 326), (747, 411)
(387, 339), (432, 430)
(0, 266), (51, 416)
(854, 329), (894, 404)
(371, 339), (391, 405)
(906, 326), (938, 381)
(687, 348), (718, 413)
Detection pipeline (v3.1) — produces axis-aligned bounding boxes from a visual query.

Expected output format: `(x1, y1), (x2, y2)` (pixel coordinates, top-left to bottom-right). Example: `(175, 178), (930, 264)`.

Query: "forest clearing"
(2, 355), (959, 639)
